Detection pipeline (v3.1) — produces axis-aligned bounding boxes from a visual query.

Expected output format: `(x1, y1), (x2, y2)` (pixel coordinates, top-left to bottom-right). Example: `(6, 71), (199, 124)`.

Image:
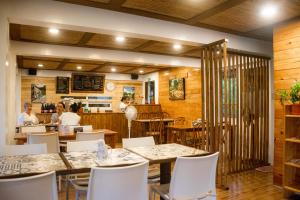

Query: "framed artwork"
(56, 77), (69, 94)
(123, 86), (135, 99)
(72, 73), (105, 93)
(31, 84), (46, 103)
(169, 78), (185, 100)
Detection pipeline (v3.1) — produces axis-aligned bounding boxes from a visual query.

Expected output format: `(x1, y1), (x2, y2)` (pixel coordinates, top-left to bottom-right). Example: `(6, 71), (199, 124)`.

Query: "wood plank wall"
(274, 19), (300, 185)
(21, 76), (143, 113)
(159, 67), (202, 124)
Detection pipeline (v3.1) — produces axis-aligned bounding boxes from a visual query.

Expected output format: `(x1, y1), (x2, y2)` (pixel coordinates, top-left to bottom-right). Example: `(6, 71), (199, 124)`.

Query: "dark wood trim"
(133, 40), (155, 51)
(56, 59), (70, 70)
(17, 55), (23, 68)
(186, 0), (247, 24)
(108, 0), (127, 9)
(10, 23), (21, 40)
(77, 32), (95, 46)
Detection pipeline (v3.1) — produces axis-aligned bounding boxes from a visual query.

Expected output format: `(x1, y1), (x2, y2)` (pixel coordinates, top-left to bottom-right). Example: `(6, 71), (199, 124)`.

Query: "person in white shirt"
(119, 96), (130, 112)
(51, 102), (65, 124)
(17, 102), (39, 126)
(59, 102), (81, 126)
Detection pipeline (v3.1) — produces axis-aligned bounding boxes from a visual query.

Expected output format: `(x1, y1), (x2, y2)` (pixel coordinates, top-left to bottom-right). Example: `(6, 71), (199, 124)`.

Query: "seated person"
(51, 102), (65, 124)
(59, 102), (81, 126)
(17, 102), (39, 126)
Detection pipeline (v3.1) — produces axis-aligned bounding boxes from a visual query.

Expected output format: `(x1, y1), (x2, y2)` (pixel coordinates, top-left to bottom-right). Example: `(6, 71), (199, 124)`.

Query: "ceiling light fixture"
(173, 44), (182, 50)
(111, 67), (116, 72)
(260, 4), (278, 19)
(77, 66), (82, 70)
(139, 70), (144, 74)
(115, 36), (125, 43)
(5, 61), (9, 66)
(38, 63), (44, 68)
(49, 28), (59, 35)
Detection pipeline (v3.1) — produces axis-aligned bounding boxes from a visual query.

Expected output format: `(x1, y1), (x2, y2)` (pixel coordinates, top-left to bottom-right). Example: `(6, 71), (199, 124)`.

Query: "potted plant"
(289, 82), (300, 114)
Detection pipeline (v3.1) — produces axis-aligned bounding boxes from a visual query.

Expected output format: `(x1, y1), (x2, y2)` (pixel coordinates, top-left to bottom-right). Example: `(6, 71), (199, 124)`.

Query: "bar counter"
(36, 112), (128, 143)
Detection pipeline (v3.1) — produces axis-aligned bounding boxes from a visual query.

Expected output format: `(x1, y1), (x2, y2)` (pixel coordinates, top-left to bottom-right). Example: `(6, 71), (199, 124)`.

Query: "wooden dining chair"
(150, 152), (219, 200)
(87, 162), (149, 200)
(0, 171), (58, 200)
(146, 117), (164, 144)
(171, 117), (186, 144)
(193, 123), (208, 150)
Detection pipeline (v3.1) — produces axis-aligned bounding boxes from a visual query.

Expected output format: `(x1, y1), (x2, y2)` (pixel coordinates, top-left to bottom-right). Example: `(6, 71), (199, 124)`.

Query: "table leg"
(160, 162), (171, 200)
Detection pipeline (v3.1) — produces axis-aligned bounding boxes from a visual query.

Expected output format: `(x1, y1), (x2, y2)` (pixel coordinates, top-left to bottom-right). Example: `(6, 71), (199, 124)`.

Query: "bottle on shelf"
(41, 103), (44, 113)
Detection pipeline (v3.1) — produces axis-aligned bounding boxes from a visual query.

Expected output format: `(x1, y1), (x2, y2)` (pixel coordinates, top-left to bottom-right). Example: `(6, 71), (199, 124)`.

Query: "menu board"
(71, 73), (105, 93)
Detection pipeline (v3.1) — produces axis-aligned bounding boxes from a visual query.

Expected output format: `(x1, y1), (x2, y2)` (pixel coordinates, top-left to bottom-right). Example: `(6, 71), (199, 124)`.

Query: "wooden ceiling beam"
(77, 32), (95, 46)
(90, 62), (110, 72)
(17, 55), (23, 68)
(56, 59), (70, 70)
(186, 0), (248, 25)
(133, 40), (156, 51)
(108, 0), (127, 9)
(120, 66), (141, 74)
(10, 23), (21, 40)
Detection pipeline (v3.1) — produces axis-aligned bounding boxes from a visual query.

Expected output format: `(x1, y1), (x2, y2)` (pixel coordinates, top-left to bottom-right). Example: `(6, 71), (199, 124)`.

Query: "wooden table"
(166, 124), (200, 144)
(0, 153), (68, 179)
(14, 129), (117, 148)
(133, 118), (174, 140)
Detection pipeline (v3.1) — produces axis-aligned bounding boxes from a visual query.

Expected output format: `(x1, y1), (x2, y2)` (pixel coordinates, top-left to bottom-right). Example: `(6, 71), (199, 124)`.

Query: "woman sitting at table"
(17, 102), (39, 126)
(51, 102), (65, 124)
(59, 102), (81, 126)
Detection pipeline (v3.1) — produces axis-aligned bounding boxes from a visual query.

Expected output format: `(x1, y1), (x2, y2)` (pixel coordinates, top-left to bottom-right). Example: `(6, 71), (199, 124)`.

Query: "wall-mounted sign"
(56, 77), (69, 94)
(71, 73), (105, 93)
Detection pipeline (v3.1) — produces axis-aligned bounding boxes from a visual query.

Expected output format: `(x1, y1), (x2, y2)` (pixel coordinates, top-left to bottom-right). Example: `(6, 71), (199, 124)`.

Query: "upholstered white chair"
(66, 139), (104, 200)
(0, 144), (47, 156)
(20, 125), (46, 133)
(0, 171), (58, 200)
(87, 162), (149, 200)
(122, 136), (155, 148)
(76, 132), (105, 141)
(27, 133), (60, 153)
(150, 152), (219, 200)
(122, 136), (159, 183)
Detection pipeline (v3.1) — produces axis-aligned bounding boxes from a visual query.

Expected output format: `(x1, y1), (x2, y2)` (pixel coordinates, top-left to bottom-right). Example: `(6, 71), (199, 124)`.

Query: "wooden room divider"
(200, 39), (270, 187)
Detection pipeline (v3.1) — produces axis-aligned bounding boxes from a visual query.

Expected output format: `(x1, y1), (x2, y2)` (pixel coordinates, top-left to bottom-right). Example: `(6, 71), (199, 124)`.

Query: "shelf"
(284, 184), (300, 193)
(286, 115), (300, 118)
(285, 162), (300, 168)
(286, 138), (300, 144)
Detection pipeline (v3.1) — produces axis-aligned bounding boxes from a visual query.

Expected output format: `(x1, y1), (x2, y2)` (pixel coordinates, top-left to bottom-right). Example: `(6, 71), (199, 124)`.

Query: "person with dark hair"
(59, 102), (81, 125)
(51, 102), (65, 124)
(120, 96), (130, 112)
(17, 102), (39, 126)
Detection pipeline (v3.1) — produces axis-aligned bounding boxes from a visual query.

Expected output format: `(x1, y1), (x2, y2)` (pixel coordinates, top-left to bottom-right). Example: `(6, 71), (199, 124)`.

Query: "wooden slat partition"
(199, 39), (270, 187)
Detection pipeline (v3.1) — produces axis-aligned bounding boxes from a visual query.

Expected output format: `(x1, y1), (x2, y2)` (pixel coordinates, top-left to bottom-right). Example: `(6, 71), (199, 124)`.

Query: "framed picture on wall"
(123, 86), (135, 100)
(56, 77), (70, 94)
(31, 84), (46, 103)
(169, 78), (185, 100)
(71, 73), (105, 93)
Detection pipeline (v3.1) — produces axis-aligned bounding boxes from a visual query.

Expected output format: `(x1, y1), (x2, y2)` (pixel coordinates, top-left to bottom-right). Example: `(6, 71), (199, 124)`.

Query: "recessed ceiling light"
(77, 66), (82, 70)
(216, 51), (220, 54)
(115, 36), (125, 43)
(139, 70), (144, 74)
(5, 61), (9, 66)
(38, 63), (44, 68)
(111, 67), (116, 72)
(173, 44), (182, 50)
(260, 4), (278, 19)
(49, 28), (59, 35)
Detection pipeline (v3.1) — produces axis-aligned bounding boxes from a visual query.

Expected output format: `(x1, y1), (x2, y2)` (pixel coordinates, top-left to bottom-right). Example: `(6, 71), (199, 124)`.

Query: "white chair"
(76, 132), (105, 141)
(150, 152), (219, 200)
(122, 136), (159, 183)
(0, 144), (47, 156)
(0, 171), (58, 200)
(27, 133), (60, 153)
(66, 139), (104, 200)
(20, 125), (46, 133)
(87, 162), (149, 200)
(66, 139), (103, 152)
(122, 136), (155, 148)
